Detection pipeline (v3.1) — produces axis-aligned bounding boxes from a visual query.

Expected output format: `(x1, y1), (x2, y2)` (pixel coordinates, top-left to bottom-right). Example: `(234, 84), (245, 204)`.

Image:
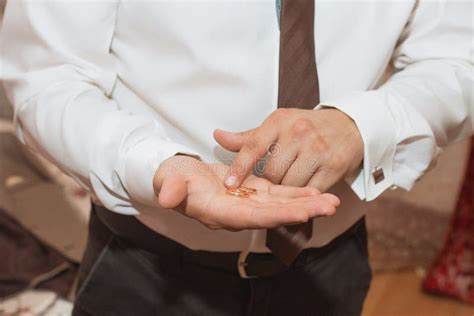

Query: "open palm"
(154, 156), (339, 231)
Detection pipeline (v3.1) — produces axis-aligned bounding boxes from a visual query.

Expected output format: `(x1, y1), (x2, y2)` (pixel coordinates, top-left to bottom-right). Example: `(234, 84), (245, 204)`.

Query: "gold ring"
(238, 186), (257, 194)
(226, 188), (249, 197)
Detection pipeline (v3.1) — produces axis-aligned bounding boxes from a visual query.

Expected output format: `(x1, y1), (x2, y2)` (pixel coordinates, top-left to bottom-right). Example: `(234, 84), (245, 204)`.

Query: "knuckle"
(309, 133), (330, 153)
(329, 155), (346, 172)
(268, 108), (289, 123)
(274, 108), (290, 118)
(291, 118), (314, 137)
(323, 154), (347, 175)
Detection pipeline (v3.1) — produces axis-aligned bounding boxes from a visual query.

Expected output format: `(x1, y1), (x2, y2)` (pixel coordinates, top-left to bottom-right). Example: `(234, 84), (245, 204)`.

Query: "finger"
(306, 168), (341, 193)
(226, 194), (335, 230)
(281, 154), (320, 187)
(263, 138), (298, 184)
(250, 196), (336, 228)
(268, 184), (320, 198)
(213, 128), (255, 152)
(224, 126), (278, 189)
(302, 195), (338, 218)
(157, 176), (188, 209)
(320, 193), (341, 207)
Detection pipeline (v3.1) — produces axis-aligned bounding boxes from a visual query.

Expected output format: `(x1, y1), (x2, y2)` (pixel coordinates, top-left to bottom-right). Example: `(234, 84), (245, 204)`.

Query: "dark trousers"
(73, 207), (371, 316)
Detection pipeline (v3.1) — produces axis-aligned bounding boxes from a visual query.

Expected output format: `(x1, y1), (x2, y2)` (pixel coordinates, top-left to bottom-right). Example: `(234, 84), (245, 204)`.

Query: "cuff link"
(372, 167), (385, 184)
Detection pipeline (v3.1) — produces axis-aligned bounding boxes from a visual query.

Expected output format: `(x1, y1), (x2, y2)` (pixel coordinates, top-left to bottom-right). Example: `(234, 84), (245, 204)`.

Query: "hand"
(153, 155), (339, 231)
(214, 108), (363, 192)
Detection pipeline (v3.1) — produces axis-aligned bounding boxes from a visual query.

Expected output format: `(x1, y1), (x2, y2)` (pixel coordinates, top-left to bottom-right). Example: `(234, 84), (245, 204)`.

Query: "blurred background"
(0, 1), (472, 315)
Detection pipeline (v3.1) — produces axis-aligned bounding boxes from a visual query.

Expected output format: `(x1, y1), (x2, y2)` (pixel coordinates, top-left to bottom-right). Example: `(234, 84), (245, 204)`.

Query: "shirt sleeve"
(0, 1), (200, 214)
(318, 0), (473, 201)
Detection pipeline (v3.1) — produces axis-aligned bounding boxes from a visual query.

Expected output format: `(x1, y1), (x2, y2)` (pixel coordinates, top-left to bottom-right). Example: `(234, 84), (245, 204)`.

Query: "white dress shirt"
(1, 1), (472, 252)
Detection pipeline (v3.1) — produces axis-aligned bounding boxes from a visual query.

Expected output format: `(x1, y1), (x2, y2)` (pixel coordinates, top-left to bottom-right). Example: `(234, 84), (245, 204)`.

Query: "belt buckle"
(238, 249), (257, 279)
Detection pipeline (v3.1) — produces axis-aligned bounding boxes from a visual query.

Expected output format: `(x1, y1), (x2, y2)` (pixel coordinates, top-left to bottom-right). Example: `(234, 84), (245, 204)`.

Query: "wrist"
(322, 108), (363, 171)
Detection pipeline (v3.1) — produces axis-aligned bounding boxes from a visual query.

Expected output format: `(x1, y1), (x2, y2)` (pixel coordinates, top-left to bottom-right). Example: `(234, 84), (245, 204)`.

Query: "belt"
(93, 204), (365, 279)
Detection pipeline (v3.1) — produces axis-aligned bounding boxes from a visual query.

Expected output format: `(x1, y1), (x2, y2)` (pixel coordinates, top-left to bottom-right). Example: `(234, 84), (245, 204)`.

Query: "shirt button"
(390, 185), (398, 190)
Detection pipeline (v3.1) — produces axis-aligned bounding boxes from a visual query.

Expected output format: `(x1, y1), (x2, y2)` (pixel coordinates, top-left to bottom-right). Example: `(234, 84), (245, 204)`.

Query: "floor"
(363, 270), (474, 316)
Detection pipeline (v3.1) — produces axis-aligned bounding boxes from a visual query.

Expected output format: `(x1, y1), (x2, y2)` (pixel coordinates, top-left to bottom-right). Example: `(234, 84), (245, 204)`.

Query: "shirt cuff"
(123, 138), (200, 208)
(317, 91), (398, 201)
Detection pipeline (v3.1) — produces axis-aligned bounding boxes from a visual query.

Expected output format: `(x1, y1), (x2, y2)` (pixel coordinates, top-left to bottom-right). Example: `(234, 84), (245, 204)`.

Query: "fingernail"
(225, 175), (238, 188)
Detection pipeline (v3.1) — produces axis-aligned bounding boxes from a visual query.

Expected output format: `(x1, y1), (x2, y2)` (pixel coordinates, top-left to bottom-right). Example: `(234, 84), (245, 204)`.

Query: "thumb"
(157, 175), (188, 209)
(213, 128), (254, 152)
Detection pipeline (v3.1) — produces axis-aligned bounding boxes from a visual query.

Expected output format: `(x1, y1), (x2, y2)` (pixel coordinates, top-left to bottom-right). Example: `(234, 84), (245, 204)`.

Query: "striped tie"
(266, 0), (320, 266)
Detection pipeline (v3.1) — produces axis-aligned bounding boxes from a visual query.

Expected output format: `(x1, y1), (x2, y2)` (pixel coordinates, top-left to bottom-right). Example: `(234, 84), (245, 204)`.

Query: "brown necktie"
(266, 0), (320, 266)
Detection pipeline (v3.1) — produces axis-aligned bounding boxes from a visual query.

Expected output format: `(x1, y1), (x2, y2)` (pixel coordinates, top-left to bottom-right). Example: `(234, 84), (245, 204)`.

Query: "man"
(1, 0), (472, 315)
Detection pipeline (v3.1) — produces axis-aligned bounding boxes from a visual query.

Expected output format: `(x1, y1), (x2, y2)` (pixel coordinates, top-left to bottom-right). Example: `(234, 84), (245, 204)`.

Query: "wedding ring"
(225, 185), (257, 197)
(226, 188), (249, 197)
(238, 186), (257, 194)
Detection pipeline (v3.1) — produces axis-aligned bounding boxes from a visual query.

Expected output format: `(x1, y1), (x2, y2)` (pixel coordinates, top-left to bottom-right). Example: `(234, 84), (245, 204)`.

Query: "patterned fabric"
(423, 137), (474, 304)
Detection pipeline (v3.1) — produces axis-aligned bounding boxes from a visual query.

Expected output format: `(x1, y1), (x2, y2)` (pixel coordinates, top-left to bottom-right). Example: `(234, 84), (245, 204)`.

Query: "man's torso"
(106, 1), (414, 252)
